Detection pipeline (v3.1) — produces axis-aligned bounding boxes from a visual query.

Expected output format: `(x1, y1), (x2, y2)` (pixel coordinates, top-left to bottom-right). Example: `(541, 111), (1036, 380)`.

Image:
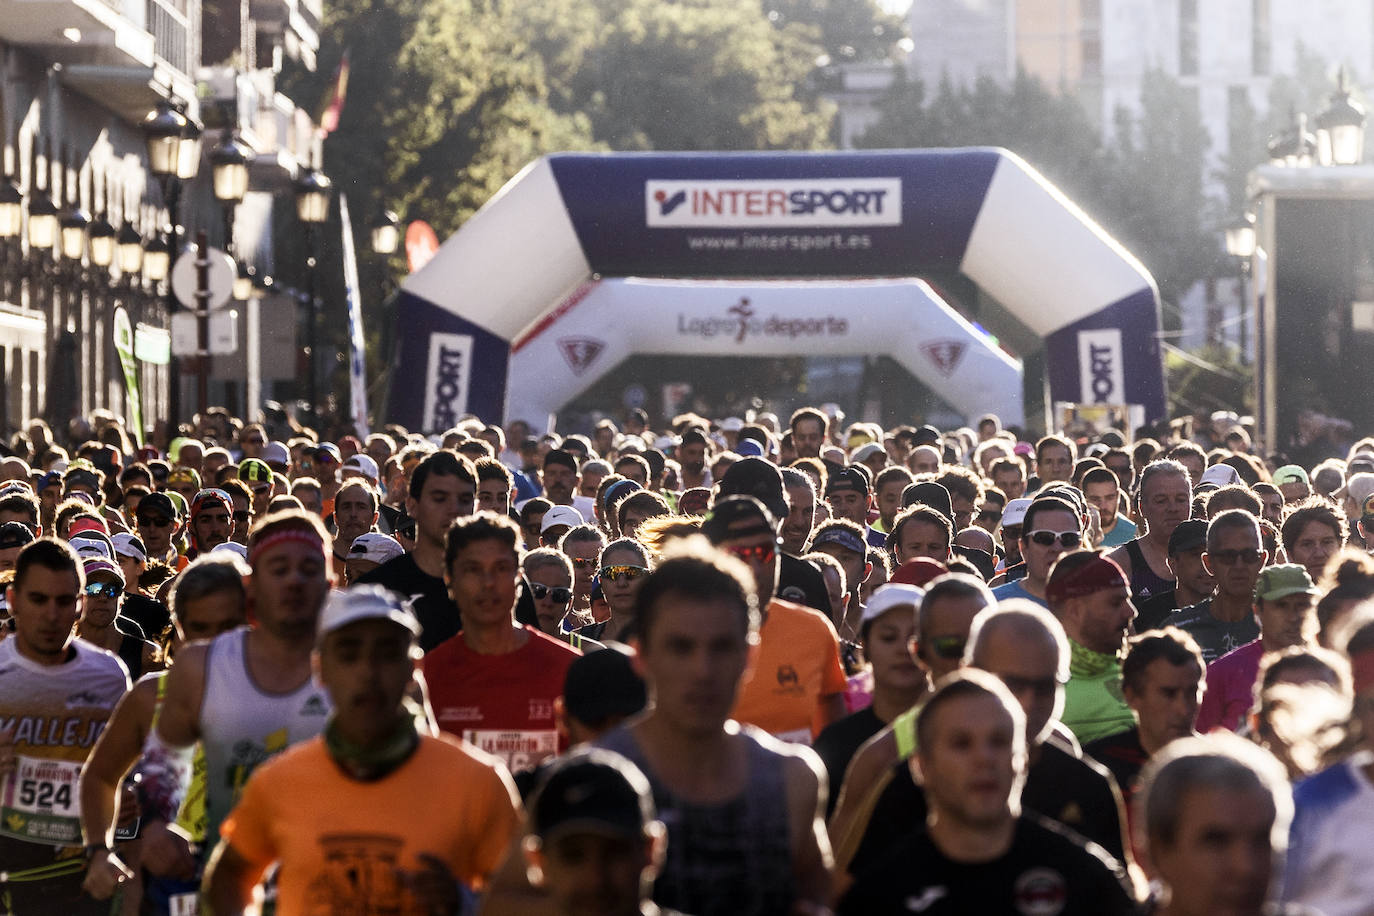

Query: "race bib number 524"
(0, 755), (83, 845)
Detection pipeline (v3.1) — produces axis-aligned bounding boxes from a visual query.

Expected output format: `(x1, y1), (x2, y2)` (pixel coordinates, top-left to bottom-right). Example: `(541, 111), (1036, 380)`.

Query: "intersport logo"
(646, 178), (902, 228)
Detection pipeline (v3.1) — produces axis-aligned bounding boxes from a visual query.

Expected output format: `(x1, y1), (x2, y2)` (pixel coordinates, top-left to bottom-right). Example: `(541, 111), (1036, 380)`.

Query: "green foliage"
(530, 0), (834, 151)
(857, 66), (1223, 308)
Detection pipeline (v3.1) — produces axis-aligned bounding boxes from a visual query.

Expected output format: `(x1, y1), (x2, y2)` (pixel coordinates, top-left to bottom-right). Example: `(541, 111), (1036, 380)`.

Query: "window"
(1253, 0), (1271, 76)
(1179, 0), (1199, 76)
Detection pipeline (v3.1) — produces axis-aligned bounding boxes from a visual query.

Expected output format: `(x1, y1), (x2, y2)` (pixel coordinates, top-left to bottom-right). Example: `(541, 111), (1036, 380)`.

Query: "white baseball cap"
(111, 532), (147, 563)
(343, 453), (380, 483)
(316, 584), (420, 642)
(541, 505), (584, 533)
(349, 532), (405, 565)
(261, 441), (291, 468)
(1001, 498), (1032, 527)
(861, 584), (926, 627)
(211, 541), (249, 560)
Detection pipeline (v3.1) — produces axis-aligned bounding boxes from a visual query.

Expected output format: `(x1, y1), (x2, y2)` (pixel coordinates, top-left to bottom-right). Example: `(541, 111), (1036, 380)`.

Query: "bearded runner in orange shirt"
(704, 496), (847, 743)
(203, 586), (521, 915)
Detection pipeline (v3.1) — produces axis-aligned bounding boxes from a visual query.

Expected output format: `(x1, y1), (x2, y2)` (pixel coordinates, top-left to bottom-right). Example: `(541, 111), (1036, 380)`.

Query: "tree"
(540, 0), (835, 151)
(858, 67), (1221, 311)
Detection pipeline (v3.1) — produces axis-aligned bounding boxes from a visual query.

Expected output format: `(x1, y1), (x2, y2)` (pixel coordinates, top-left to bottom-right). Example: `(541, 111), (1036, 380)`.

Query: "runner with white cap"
(203, 585), (520, 915)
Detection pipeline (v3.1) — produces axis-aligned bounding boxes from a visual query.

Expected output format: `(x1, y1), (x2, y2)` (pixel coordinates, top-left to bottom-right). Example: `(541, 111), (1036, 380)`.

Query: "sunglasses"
(599, 565), (648, 583)
(929, 635), (967, 660)
(529, 583), (573, 604)
(1025, 530), (1082, 549)
(137, 516), (173, 528)
(1000, 674), (1066, 699)
(244, 437), (265, 446)
(570, 557), (598, 569)
(1208, 548), (1264, 566)
(252, 484), (272, 496)
(233, 511), (252, 523)
(977, 510), (1002, 523)
(723, 542), (778, 565)
(83, 582), (122, 598)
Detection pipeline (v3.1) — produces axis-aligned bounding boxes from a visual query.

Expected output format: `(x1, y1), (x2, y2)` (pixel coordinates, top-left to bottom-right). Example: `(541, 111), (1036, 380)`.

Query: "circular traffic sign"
(171, 245), (237, 311)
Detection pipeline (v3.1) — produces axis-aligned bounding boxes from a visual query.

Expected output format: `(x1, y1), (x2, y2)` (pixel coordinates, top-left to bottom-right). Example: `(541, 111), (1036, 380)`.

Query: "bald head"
(907, 445), (942, 475)
(966, 600), (1070, 744)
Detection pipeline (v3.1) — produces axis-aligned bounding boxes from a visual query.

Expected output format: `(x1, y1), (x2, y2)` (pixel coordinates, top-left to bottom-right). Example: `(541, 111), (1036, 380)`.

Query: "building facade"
(0, 0), (322, 445)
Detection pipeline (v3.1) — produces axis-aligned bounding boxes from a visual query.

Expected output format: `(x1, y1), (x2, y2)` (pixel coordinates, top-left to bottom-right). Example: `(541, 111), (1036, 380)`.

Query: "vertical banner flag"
(339, 194), (370, 436)
(112, 307), (144, 448)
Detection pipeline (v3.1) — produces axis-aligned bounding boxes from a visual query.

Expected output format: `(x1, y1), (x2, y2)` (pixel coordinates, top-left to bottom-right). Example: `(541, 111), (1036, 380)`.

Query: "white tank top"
(199, 627), (331, 846)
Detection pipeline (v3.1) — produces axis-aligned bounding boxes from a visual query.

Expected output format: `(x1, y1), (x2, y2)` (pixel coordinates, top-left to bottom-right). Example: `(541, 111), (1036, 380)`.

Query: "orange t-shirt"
(220, 733), (521, 908)
(732, 597), (847, 743)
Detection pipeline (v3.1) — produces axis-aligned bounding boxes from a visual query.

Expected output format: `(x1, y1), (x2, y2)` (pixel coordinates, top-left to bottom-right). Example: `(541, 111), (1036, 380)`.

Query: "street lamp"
(1315, 70), (1367, 167)
(209, 133), (255, 258)
(1224, 212), (1257, 260)
(209, 133), (255, 204)
(143, 234), (170, 284)
(27, 194), (59, 251)
(88, 214), (117, 269)
(233, 261), (256, 301)
(294, 168), (332, 420)
(1225, 212), (1258, 367)
(295, 169), (332, 224)
(59, 205), (90, 262)
(370, 210), (400, 255)
(117, 222), (143, 276)
(1267, 112), (1318, 167)
(142, 100), (186, 179)
(0, 177), (22, 239)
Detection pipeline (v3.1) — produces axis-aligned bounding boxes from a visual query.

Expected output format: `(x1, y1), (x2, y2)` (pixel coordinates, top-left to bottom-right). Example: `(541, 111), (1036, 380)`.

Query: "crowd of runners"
(2, 402), (1374, 915)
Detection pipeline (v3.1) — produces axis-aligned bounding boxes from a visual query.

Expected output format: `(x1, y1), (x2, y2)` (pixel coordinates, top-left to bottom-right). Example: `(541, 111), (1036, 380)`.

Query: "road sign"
(171, 309), (238, 356)
(171, 246), (236, 311)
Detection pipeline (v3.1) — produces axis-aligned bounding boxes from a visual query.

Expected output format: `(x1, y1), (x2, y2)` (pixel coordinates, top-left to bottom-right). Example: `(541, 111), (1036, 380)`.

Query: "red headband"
(1046, 556), (1127, 604)
(248, 527), (326, 567)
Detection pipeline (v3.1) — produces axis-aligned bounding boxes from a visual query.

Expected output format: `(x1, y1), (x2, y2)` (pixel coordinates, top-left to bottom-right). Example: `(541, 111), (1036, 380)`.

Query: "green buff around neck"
(324, 712), (420, 781)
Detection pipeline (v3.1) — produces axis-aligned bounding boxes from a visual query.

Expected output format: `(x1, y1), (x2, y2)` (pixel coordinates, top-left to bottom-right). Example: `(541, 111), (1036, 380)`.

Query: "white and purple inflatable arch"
(390, 149), (1164, 432)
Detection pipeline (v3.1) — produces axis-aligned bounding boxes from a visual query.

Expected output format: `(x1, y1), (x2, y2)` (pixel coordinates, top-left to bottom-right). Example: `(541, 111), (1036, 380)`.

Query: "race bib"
(0, 755), (82, 845)
(462, 729), (558, 771)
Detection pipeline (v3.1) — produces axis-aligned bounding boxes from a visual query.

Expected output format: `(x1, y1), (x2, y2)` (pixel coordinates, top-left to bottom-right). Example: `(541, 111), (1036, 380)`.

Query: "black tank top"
(599, 724), (795, 916)
(1124, 537), (1174, 603)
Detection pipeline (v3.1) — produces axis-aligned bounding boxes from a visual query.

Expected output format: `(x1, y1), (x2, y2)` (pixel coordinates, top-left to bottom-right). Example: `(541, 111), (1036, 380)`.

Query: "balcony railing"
(147, 0), (195, 75)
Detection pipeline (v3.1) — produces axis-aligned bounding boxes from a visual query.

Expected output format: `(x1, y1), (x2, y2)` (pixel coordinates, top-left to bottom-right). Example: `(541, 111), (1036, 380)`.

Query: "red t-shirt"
(422, 626), (580, 771)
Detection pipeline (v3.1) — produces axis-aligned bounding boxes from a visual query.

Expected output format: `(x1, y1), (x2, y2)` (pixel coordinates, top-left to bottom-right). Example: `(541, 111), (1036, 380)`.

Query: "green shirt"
(1062, 639), (1135, 745)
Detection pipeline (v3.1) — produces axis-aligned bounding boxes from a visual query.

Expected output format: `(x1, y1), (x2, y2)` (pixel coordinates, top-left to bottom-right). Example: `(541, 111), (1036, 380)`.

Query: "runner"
(423, 512), (581, 772)
(79, 553), (249, 907)
(0, 538), (130, 911)
(137, 510), (334, 883)
(203, 586), (520, 914)
(837, 670), (1136, 914)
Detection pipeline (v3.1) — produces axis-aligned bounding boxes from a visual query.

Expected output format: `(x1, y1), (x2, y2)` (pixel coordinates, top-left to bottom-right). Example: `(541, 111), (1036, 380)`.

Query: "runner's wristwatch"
(83, 843), (110, 861)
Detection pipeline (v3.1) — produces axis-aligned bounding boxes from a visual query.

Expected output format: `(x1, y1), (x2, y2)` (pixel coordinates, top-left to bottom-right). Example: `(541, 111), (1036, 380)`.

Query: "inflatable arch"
(506, 277), (1025, 426)
(388, 149), (1165, 432)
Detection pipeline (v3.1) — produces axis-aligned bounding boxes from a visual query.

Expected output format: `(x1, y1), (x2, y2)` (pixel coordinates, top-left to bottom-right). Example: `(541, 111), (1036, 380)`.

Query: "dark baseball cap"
(902, 481), (953, 522)
(137, 492), (178, 521)
(0, 521), (35, 550)
(562, 642), (647, 725)
(717, 457), (787, 520)
(913, 425), (942, 446)
(825, 466), (870, 498)
(1168, 518), (1208, 555)
(530, 749), (655, 841)
(701, 495), (776, 545)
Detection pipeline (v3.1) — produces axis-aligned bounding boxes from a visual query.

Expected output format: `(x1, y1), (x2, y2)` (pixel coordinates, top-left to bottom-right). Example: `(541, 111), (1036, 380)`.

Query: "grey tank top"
(199, 627), (332, 845)
(598, 724), (795, 916)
